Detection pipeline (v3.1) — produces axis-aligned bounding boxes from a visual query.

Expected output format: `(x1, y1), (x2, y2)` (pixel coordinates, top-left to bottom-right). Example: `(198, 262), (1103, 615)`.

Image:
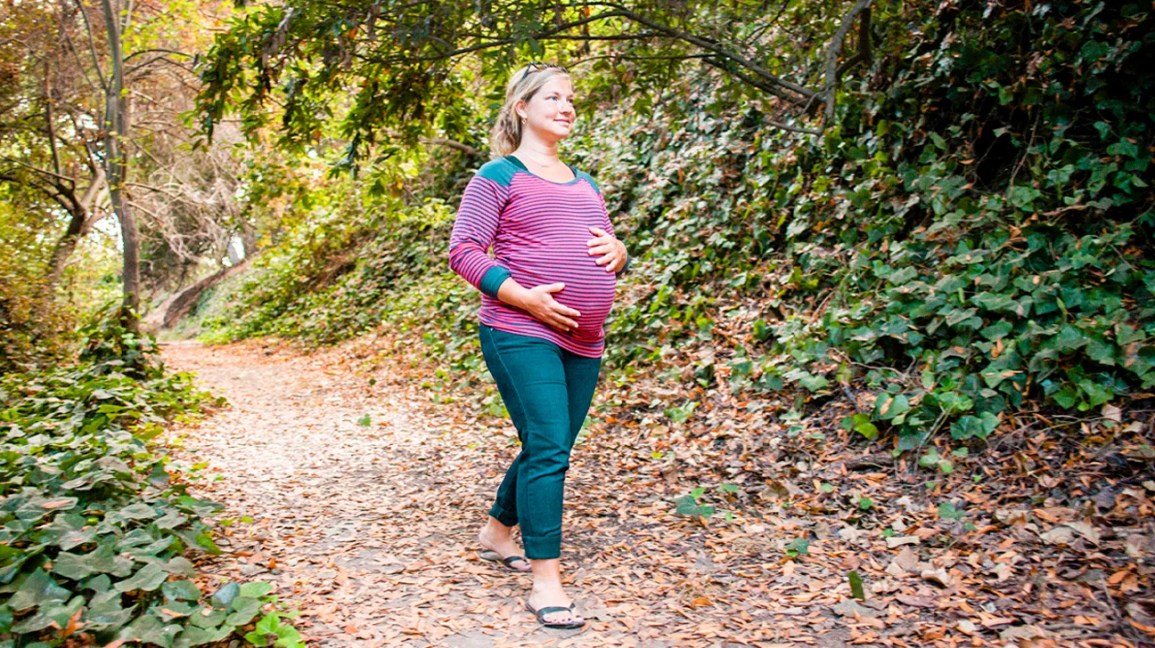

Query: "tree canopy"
(196, 0), (877, 161)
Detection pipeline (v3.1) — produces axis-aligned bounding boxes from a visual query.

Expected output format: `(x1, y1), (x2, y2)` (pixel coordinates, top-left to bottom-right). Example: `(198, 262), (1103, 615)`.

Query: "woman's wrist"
(496, 278), (528, 309)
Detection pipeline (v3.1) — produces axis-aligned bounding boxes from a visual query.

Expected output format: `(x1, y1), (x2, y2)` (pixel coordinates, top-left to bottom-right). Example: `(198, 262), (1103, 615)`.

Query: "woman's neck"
(514, 137), (560, 166)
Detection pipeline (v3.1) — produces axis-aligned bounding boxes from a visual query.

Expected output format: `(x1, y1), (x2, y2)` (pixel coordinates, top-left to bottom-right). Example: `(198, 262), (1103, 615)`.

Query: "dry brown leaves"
(160, 338), (1153, 648)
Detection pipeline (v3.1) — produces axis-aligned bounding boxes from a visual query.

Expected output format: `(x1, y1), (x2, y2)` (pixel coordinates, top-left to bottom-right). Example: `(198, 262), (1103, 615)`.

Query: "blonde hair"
(490, 63), (571, 157)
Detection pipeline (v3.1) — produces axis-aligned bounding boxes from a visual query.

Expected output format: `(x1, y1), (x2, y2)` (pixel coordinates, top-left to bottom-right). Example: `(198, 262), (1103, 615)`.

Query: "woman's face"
(517, 75), (576, 143)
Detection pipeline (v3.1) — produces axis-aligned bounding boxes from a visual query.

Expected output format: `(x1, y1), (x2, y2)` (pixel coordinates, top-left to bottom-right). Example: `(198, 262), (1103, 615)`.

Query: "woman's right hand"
(498, 280), (580, 332)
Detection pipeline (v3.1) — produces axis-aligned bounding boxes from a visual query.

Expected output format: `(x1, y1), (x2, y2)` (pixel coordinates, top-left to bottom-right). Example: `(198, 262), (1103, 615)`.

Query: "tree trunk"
(160, 256), (253, 330)
(45, 210), (87, 288)
(45, 166), (104, 288)
(42, 58), (82, 289)
(100, 0), (140, 334)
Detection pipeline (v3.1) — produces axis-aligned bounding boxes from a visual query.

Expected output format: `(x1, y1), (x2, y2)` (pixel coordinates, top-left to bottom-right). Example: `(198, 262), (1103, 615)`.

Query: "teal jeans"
(479, 324), (602, 559)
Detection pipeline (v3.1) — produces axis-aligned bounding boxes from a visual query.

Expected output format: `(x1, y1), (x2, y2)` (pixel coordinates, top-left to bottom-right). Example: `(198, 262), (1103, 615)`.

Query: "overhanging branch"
(589, 1), (816, 102)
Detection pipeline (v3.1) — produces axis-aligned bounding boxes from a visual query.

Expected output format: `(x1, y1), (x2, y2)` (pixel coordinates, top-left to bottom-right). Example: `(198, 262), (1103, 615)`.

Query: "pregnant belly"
(517, 260), (617, 340)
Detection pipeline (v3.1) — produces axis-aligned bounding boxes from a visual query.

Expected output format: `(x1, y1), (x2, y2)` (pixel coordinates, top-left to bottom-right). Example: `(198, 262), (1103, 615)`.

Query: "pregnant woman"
(448, 62), (628, 630)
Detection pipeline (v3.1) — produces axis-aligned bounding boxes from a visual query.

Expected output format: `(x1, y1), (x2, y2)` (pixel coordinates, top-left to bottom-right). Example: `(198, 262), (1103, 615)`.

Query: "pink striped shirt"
(449, 156), (618, 358)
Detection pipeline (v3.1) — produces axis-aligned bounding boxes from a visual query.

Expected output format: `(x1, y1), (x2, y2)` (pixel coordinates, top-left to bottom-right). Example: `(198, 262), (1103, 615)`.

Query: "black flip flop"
(477, 549), (531, 572)
(525, 602), (585, 630)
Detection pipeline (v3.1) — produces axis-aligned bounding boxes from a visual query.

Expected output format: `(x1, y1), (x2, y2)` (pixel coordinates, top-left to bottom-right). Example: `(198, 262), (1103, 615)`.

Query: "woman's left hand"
(587, 227), (628, 273)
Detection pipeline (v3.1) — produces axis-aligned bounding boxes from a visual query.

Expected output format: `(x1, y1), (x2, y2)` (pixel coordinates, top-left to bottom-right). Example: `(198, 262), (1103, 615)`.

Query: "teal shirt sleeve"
(479, 266), (511, 299)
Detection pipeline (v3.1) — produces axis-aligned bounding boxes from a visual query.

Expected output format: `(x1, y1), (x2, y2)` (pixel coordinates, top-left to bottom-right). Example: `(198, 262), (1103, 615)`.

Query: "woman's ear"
(514, 99), (527, 120)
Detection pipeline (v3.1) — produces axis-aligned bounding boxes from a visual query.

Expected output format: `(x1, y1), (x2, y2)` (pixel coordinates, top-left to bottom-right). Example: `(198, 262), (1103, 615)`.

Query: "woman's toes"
(543, 609), (581, 624)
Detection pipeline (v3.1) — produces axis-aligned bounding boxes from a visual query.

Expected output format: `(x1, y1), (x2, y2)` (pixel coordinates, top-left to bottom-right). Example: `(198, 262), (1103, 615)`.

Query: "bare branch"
(361, 7), (630, 65)
(1, 158), (80, 184)
(824, 0), (874, 121)
(124, 47), (192, 63)
(57, 4), (103, 94)
(549, 32), (659, 42)
(125, 180), (183, 200)
(765, 119), (822, 136)
(835, 9), (873, 76)
(123, 0), (135, 33)
(740, 0), (793, 47)
(43, 64), (65, 182)
(589, 2), (816, 100)
(71, 0), (109, 91)
(126, 55), (196, 78)
(702, 57), (812, 106)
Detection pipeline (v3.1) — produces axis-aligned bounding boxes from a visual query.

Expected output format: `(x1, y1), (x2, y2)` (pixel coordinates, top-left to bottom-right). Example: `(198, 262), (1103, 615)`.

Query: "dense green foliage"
(584, 0), (1155, 449)
(196, 0), (1154, 453)
(197, 0), (857, 154)
(0, 252), (71, 375)
(0, 319), (282, 646)
(0, 192), (77, 374)
(761, 0), (1155, 446)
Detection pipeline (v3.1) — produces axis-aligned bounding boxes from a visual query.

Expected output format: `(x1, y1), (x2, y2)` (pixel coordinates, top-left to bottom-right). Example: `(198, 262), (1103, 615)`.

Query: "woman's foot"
(526, 587), (584, 629)
(478, 518), (531, 572)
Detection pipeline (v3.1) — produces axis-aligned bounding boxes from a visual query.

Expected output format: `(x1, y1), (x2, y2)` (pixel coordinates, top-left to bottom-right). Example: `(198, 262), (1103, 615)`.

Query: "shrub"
(0, 321), (271, 646)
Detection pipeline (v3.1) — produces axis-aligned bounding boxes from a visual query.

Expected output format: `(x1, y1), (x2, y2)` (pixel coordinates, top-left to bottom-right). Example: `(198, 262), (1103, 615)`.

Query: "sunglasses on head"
(519, 62), (568, 83)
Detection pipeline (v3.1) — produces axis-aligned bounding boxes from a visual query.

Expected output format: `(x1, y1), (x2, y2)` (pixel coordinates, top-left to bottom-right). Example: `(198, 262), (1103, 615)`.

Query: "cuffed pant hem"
(489, 503), (518, 528)
(523, 534), (561, 560)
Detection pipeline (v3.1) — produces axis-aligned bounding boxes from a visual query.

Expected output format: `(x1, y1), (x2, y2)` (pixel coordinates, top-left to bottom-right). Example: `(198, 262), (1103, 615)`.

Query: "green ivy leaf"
(1086, 338), (1116, 365)
(665, 401), (698, 423)
(211, 582), (240, 609)
(950, 412), (998, 439)
(980, 320), (1014, 341)
(0, 604), (12, 633)
(174, 624), (234, 647)
(936, 391), (974, 415)
(246, 612), (304, 648)
(224, 596), (262, 628)
(162, 579), (203, 602)
(1050, 325), (1087, 353)
(1052, 384), (1080, 409)
(11, 598), (83, 634)
(842, 413), (879, 441)
(8, 568), (71, 612)
(848, 570), (865, 600)
(52, 543), (131, 581)
(1116, 323), (1146, 345)
(117, 613), (183, 646)
(154, 510), (188, 530)
(796, 372), (830, 392)
(875, 394), (910, 421)
(785, 537), (810, 557)
(239, 582), (275, 598)
(674, 494), (700, 517)
(115, 563), (168, 593)
(980, 367), (1019, 389)
(117, 502), (159, 520)
(938, 502), (964, 521)
(1007, 185), (1041, 210)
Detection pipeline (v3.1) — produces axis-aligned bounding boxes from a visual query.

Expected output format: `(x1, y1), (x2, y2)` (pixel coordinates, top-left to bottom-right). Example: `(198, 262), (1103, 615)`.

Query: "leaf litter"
(160, 338), (1153, 647)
